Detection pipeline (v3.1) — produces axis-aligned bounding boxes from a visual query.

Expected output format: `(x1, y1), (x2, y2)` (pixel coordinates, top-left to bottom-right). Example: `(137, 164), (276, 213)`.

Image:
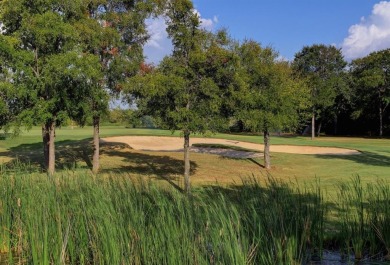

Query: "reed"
(0, 168), (325, 264)
(3, 165), (390, 264)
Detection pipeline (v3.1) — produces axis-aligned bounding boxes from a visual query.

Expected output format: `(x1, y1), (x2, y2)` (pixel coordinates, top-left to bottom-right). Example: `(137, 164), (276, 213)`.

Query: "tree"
(292, 44), (347, 139)
(75, 0), (163, 174)
(0, 0), (101, 175)
(0, 0), (162, 174)
(236, 40), (308, 169)
(351, 49), (390, 137)
(127, 0), (239, 194)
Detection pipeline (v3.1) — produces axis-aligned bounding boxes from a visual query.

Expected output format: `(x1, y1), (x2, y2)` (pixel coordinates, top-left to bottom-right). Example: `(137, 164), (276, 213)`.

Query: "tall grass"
(336, 176), (390, 262)
(2, 166), (390, 264)
(0, 168), (325, 265)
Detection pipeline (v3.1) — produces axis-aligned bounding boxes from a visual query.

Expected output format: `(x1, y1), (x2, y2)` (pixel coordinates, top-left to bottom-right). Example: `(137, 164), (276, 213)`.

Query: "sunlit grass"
(1, 126), (390, 195)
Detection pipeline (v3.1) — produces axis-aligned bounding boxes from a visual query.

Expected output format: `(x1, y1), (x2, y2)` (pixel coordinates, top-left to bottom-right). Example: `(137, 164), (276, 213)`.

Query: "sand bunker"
(101, 136), (360, 158)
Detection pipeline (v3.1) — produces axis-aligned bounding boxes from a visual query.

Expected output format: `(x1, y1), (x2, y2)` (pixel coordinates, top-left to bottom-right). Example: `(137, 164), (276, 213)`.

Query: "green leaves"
(350, 49), (390, 135)
(20, 11), (77, 54)
(236, 41), (308, 133)
(292, 44), (347, 111)
(126, 1), (237, 136)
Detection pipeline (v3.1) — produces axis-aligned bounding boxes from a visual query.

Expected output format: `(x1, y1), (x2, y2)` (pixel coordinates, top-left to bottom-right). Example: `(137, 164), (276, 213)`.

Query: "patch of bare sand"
(101, 136), (360, 158)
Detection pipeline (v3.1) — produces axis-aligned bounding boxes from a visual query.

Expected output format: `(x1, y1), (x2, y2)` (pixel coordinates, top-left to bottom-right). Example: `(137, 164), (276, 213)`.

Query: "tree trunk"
(334, 114), (338, 135)
(311, 112), (315, 140)
(42, 124), (49, 170)
(92, 115), (100, 174)
(183, 131), (191, 194)
(42, 121), (55, 175)
(317, 121), (322, 137)
(264, 129), (271, 170)
(379, 103), (383, 138)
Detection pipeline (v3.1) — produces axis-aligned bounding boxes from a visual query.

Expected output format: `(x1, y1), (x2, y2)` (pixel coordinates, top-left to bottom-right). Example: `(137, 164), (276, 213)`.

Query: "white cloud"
(144, 17), (172, 64)
(144, 11), (218, 64)
(145, 18), (168, 50)
(193, 9), (218, 30)
(342, 1), (390, 60)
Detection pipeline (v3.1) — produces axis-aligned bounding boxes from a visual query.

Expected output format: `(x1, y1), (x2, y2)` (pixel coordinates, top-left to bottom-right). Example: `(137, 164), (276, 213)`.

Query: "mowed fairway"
(1, 126), (389, 191)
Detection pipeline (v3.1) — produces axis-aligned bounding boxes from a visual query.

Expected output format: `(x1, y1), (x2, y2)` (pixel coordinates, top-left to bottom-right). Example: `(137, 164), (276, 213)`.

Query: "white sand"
(101, 136), (360, 158)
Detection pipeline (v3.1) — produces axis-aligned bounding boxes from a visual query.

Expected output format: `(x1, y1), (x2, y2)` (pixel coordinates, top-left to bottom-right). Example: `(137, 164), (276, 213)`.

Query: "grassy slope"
(1, 126), (389, 192)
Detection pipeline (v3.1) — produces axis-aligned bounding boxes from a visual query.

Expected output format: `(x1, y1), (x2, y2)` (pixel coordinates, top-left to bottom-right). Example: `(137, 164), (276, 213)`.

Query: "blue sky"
(144, 0), (390, 63)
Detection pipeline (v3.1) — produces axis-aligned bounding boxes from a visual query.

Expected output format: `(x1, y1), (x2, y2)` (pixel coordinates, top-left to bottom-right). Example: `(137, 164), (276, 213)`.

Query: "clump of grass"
(5, 164), (390, 264)
(336, 176), (390, 262)
(337, 176), (368, 260)
(0, 168), (325, 264)
(366, 180), (390, 259)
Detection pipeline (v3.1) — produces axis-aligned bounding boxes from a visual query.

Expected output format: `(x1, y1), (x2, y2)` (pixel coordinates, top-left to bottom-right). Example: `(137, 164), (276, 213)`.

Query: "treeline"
(0, 0), (389, 189)
(293, 46), (390, 138)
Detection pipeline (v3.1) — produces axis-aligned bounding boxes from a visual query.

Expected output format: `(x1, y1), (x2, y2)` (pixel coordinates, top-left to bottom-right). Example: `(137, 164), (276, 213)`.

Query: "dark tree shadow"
(3, 139), (95, 171)
(314, 151), (390, 167)
(247, 158), (265, 168)
(2, 139), (196, 192)
(219, 155), (265, 168)
(100, 143), (197, 192)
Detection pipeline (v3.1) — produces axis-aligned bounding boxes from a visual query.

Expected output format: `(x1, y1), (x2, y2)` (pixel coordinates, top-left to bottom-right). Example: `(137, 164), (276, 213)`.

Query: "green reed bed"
(2, 167), (390, 264)
(0, 169), (326, 265)
(336, 177), (390, 262)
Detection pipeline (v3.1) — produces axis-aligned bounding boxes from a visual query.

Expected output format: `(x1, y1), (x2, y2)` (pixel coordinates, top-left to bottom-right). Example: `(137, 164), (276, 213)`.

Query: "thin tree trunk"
(334, 114), (338, 135)
(379, 103), (383, 138)
(92, 115), (100, 174)
(183, 131), (191, 194)
(47, 120), (56, 176)
(311, 112), (315, 140)
(264, 129), (271, 170)
(317, 121), (322, 137)
(42, 124), (49, 169)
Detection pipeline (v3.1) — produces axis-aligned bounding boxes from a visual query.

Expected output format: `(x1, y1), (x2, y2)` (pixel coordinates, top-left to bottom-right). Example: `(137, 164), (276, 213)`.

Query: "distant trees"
(350, 49), (390, 137)
(292, 45), (347, 139)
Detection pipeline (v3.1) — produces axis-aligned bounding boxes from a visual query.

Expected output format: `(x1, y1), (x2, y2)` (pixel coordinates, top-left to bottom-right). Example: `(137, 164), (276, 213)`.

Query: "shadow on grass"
(2, 140), (195, 192)
(219, 155), (265, 168)
(100, 144), (197, 192)
(2, 139), (94, 170)
(315, 151), (390, 167)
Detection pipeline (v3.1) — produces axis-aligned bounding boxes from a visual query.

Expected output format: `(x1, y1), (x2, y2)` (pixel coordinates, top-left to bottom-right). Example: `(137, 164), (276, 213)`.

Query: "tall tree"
(236, 40), (308, 169)
(351, 49), (390, 137)
(292, 44), (347, 139)
(75, 0), (162, 174)
(127, 1), (239, 193)
(0, 0), (101, 175)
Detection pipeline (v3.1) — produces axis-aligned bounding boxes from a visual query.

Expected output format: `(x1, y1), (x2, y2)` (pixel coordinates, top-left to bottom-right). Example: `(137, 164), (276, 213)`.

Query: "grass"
(1, 126), (390, 194)
(1, 169), (390, 264)
(0, 170), (326, 264)
(1, 127), (390, 263)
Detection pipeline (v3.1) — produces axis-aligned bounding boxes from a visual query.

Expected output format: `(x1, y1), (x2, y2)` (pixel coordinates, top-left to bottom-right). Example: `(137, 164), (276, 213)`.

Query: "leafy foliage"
(350, 49), (390, 136)
(237, 41), (308, 133)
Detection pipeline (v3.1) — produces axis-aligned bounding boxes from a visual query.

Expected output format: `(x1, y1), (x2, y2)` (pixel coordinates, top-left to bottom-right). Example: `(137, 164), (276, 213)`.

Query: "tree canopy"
(236, 40), (309, 169)
(126, 0), (240, 193)
(351, 49), (390, 137)
(0, 0), (163, 174)
(292, 44), (347, 139)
